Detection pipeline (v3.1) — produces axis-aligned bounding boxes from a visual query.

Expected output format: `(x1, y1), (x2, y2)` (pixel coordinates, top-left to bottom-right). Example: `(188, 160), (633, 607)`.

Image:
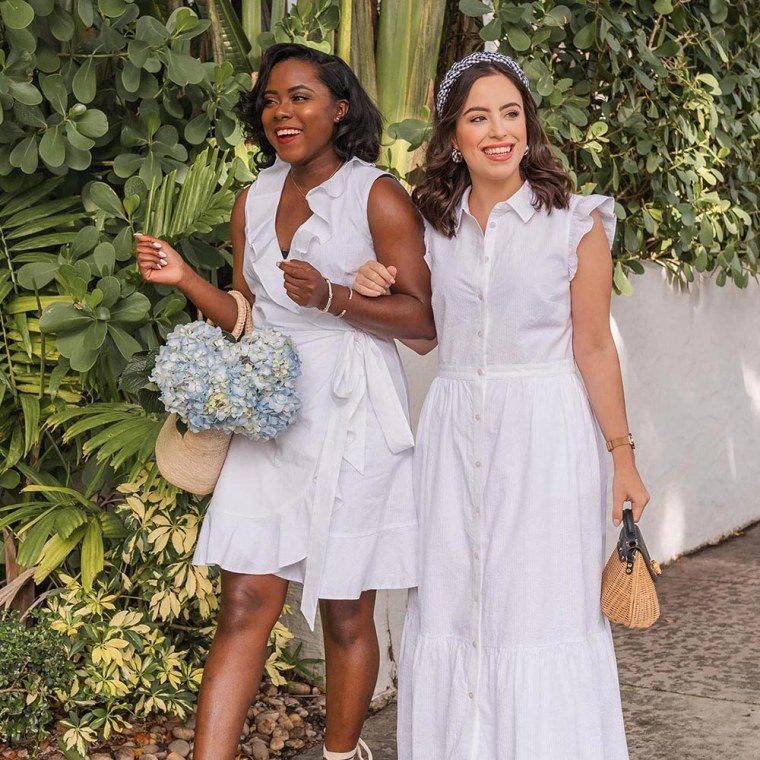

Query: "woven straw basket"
(601, 549), (661, 628)
(155, 414), (232, 495)
(154, 291), (252, 495)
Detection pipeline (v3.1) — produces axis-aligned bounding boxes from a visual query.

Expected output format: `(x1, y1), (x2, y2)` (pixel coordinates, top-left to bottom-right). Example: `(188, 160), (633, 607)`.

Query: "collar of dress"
(456, 180), (537, 233)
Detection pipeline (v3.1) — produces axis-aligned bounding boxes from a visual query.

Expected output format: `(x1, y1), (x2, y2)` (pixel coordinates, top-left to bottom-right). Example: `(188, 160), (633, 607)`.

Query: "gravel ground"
(0, 681), (327, 760)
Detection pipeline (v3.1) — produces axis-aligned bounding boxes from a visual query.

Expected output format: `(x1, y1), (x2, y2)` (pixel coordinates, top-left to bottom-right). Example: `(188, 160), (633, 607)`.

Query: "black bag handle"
(617, 506), (659, 583)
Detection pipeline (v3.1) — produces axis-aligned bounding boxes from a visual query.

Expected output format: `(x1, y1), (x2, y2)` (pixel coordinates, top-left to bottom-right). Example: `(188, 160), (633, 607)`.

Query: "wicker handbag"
(601, 508), (662, 629)
(155, 291), (252, 496)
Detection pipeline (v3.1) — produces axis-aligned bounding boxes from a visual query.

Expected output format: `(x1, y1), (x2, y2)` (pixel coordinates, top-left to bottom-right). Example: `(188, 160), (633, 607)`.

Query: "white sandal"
(323, 738), (373, 760)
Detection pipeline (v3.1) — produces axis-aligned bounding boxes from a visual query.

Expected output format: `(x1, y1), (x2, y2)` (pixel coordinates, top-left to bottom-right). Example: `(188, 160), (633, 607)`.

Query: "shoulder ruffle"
(568, 195), (616, 280)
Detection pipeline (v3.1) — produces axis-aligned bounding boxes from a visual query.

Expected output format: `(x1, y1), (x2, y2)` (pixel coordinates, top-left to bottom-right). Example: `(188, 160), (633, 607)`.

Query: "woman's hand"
(612, 458), (650, 526)
(353, 260), (397, 297)
(278, 259), (330, 309)
(134, 234), (187, 286)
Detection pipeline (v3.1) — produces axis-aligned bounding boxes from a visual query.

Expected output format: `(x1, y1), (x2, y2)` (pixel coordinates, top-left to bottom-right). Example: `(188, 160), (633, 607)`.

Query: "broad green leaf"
(108, 324), (142, 359)
(0, 0), (34, 29)
(654, 0), (674, 13)
(40, 73), (69, 114)
(9, 135), (38, 174)
(92, 242), (116, 276)
(39, 126), (66, 167)
(573, 21), (596, 50)
(75, 108), (108, 137)
(49, 5), (75, 39)
(17, 261), (58, 289)
(87, 181), (127, 219)
(72, 58), (97, 103)
(166, 51), (206, 86)
(459, 0), (491, 15)
(8, 81), (42, 105)
(39, 302), (91, 333)
(506, 27), (531, 52)
(109, 292), (151, 324)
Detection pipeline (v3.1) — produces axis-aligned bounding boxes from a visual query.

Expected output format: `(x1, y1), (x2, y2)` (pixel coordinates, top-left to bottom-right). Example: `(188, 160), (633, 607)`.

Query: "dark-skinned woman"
(134, 43), (433, 760)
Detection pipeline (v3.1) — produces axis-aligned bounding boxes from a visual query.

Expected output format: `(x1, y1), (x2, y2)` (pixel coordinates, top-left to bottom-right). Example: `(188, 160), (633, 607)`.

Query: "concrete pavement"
(297, 522), (760, 759)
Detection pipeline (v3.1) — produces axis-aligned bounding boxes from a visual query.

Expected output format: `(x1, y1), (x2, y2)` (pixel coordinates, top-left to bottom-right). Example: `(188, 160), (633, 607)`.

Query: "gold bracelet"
(319, 277), (333, 313)
(606, 433), (635, 452)
(337, 286), (353, 318)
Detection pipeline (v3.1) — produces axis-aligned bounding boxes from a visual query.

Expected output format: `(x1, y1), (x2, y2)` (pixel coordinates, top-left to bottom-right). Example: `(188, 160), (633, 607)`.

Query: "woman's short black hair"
(236, 43), (383, 169)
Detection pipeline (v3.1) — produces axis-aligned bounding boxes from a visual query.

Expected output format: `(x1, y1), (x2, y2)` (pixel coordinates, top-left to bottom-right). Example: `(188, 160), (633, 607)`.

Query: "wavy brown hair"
(413, 62), (573, 237)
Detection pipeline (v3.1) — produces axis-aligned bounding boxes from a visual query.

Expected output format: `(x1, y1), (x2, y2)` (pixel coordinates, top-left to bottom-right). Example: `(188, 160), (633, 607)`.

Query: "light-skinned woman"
(353, 52), (649, 760)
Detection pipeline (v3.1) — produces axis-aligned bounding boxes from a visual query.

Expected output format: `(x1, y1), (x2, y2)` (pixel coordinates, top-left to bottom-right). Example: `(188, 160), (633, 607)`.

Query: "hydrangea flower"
(151, 321), (301, 440)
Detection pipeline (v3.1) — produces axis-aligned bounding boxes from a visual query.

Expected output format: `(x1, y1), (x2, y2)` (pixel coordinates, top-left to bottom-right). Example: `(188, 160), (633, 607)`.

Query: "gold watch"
(606, 433), (635, 452)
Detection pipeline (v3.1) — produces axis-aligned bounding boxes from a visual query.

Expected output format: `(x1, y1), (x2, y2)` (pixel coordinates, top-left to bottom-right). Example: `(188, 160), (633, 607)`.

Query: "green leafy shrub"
(0, 610), (76, 745)
(457, 0), (760, 291)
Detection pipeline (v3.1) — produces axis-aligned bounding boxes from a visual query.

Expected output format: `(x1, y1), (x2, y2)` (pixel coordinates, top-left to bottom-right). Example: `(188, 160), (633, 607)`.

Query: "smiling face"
(260, 57), (348, 166)
(453, 73), (527, 192)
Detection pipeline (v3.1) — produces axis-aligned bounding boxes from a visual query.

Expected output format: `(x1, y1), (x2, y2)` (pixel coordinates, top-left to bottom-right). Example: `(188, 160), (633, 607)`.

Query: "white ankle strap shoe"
(323, 738), (373, 760)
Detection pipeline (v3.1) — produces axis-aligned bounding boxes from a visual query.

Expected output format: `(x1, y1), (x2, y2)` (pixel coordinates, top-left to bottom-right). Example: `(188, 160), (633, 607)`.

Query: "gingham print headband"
(436, 52), (530, 115)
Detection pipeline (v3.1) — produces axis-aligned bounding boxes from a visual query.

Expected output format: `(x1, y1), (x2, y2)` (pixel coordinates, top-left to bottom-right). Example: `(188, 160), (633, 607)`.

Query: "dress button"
(485, 256), (490, 262)
(477, 293), (484, 301)
(469, 692), (475, 699)
(472, 641), (478, 648)
(477, 330), (483, 337)
(474, 551), (480, 560)
(477, 368), (484, 376)
(488, 221), (496, 229)
(475, 413), (481, 421)
(475, 461), (482, 468)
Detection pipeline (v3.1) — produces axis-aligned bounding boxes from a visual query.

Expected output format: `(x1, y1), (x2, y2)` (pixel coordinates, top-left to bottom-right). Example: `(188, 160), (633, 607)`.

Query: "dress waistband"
(437, 358), (576, 380)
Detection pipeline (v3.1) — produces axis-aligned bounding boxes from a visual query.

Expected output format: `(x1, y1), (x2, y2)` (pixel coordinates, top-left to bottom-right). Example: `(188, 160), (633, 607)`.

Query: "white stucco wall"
(399, 264), (760, 564)
(293, 266), (760, 697)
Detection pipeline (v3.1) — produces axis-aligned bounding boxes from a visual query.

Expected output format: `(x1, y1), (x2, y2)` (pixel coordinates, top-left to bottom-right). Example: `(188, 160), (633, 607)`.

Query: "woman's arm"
(571, 211), (650, 526)
(134, 189), (254, 332)
(278, 176), (436, 340)
(351, 260), (438, 354)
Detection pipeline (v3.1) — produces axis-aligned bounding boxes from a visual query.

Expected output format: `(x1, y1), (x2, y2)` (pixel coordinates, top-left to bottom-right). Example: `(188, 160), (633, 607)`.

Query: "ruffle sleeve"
(568, 195), (617, 280)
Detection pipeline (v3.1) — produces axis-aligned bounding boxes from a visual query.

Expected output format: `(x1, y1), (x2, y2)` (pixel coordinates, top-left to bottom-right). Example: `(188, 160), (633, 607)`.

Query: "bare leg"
(321, 591), (379, 754)
(193, 571), (289, 760)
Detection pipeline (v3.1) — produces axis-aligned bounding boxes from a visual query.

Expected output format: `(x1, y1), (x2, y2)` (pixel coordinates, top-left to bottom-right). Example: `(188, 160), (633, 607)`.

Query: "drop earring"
(522, 145), (530, 160)
(451, 147), (463, 163)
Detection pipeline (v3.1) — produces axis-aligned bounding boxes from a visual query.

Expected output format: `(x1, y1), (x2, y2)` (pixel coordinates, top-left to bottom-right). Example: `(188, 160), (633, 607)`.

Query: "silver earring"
(522, 145), (530, 159)
(451, 147), (463, 163)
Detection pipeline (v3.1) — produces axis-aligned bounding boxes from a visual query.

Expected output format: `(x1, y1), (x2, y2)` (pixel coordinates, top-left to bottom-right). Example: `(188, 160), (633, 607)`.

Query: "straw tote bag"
(601, 507), (662, 629)
(155, 291), (253, 495)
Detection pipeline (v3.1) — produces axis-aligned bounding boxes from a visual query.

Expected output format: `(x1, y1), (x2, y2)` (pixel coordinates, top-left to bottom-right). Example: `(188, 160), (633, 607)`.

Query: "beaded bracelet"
(319, 277), (334, 313)
(337, 286), (354, 318)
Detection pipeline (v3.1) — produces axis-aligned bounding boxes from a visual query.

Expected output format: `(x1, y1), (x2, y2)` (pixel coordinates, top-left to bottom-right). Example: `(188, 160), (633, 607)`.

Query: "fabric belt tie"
(300, 331), (414, 629)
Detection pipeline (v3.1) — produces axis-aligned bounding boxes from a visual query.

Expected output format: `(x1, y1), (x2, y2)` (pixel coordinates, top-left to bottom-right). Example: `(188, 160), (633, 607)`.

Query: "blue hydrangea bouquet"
(150, 321), (301, 440)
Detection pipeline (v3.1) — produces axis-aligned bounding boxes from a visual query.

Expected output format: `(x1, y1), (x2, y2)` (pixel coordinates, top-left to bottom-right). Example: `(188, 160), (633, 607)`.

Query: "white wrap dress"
(398, 182), (629, 759)
(193, 157), (418, 629)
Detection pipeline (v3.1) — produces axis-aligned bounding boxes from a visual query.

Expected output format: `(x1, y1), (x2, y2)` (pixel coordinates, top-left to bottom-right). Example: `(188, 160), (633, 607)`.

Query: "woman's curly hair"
(413, 62), (574, 237)
(236, 43), (383, 169)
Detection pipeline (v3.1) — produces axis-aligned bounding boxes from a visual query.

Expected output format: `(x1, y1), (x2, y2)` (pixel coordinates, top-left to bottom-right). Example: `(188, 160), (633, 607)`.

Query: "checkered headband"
(435, 52), (530, 116)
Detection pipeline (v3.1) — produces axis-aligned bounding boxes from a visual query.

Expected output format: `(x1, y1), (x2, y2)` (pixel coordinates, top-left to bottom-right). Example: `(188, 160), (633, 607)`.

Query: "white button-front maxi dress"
(193, 157), (418, 629)
(398, 182), (629, 759)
